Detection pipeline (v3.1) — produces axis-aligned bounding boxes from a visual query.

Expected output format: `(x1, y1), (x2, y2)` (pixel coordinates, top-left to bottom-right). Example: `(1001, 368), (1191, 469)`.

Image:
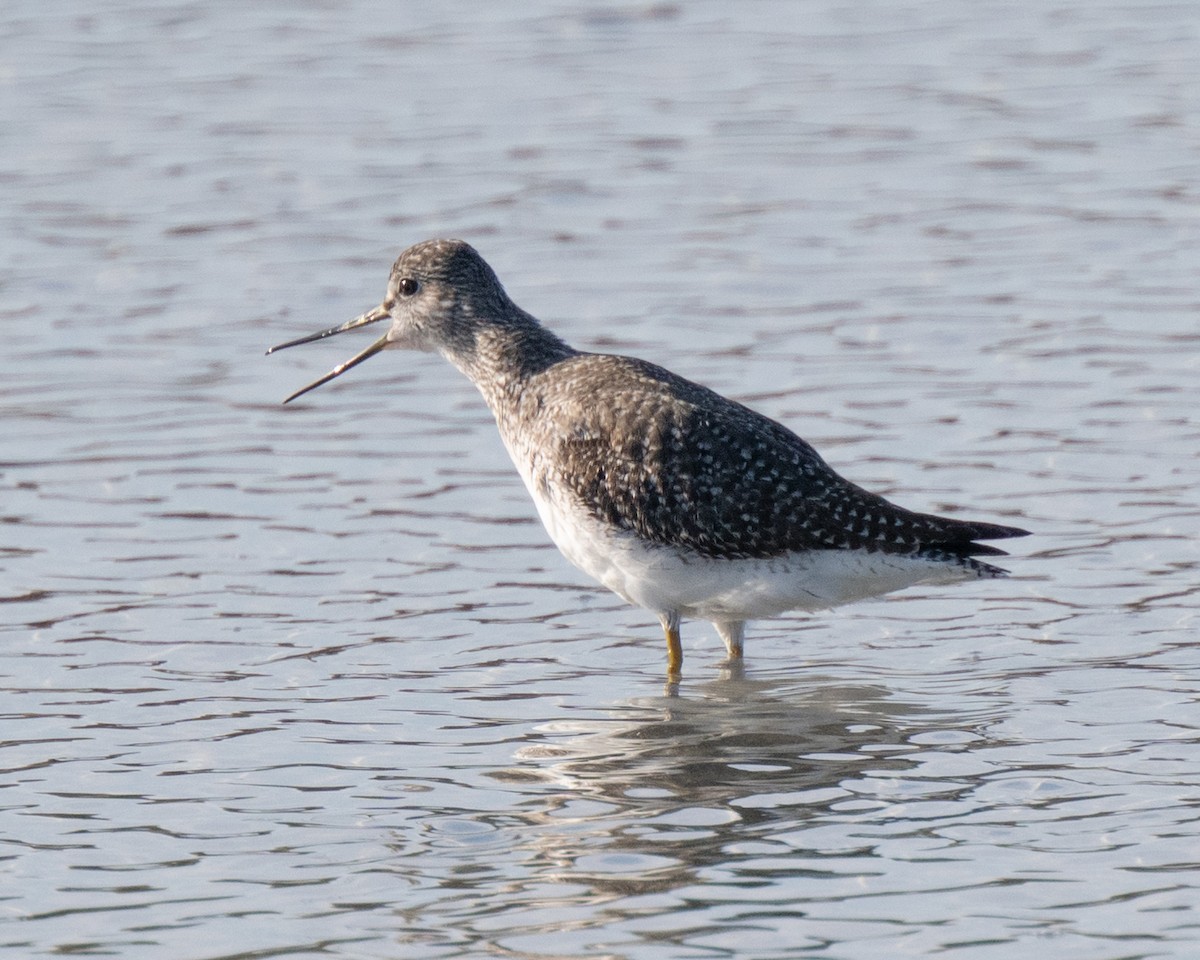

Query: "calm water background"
(3, 2), (1199, 958)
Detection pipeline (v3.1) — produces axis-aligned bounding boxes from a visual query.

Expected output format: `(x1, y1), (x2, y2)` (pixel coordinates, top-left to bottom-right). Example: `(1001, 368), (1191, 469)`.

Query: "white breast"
(502, 432), (973, 623)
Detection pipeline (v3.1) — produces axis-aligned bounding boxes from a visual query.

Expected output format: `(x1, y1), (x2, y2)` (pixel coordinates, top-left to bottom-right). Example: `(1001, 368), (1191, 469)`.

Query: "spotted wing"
(548, 356), (1027, 562)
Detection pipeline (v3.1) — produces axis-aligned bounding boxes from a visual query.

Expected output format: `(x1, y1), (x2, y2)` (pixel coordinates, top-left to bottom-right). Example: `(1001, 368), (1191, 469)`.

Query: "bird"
(267, 239), (1028, 677)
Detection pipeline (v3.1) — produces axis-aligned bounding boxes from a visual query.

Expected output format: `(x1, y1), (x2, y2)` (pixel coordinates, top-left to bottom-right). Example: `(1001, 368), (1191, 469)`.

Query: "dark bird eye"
(398, 277), (419, 297)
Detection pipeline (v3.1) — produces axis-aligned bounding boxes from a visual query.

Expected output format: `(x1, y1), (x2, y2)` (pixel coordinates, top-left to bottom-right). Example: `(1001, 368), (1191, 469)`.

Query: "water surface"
(3, 2), (1199, 958)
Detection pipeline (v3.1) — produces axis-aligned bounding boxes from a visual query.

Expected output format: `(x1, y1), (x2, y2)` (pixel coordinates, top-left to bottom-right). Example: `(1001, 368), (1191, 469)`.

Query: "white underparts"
(509, 449), (982, 646)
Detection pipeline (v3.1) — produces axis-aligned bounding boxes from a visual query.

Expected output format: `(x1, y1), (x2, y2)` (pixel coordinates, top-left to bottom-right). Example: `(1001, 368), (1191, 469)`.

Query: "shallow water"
(3, 2), (1199, 958)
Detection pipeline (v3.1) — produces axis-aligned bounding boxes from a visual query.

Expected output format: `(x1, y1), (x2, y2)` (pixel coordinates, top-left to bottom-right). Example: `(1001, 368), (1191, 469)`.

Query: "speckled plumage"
(503, 352), (1018, 566)
(269, 239), (1029, 676)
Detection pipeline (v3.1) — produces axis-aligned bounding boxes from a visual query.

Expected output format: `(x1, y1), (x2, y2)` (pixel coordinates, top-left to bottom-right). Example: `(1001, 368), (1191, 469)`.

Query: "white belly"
(522, 474), (972, 623)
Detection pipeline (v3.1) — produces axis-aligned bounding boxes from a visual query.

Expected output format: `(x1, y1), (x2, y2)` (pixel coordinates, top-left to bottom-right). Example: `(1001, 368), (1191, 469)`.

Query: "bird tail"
(917, 518), (1029, 578)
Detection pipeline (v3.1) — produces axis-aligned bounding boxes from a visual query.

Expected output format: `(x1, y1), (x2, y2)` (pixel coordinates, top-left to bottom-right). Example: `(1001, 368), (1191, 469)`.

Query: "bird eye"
(398, 277), (420, 297)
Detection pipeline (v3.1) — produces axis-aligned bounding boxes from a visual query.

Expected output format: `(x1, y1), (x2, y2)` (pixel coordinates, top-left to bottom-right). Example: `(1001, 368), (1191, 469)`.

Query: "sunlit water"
(3, 2), (1198, 958)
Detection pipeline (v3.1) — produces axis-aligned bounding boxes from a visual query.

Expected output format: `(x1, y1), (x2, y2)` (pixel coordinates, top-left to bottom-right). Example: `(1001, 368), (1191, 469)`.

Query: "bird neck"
(441, 307), (578, 406)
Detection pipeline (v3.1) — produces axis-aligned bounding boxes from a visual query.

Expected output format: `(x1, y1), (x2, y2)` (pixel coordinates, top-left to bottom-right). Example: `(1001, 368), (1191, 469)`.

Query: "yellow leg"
(715, 620), (745, 661)
(660, 612), (683, 677)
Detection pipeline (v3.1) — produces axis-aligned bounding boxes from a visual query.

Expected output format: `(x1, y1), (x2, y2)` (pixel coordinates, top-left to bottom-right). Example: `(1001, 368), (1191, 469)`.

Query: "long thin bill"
(266, 303), (392, 404)
(280, 331), (391, 404)
(266, 303), (390, 355)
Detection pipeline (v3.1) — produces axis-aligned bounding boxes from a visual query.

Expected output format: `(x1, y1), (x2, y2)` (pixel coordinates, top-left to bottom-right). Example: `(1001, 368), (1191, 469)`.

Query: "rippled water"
(3, 2), (1199, 958)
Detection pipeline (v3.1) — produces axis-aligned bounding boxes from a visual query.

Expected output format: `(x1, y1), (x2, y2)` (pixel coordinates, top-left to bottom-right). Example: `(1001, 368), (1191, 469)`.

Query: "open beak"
(266, 303), (391, 404)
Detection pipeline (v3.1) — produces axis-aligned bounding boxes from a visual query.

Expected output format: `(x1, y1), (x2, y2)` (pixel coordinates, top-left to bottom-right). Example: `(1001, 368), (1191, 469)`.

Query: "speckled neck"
(440, 305), (578, 409)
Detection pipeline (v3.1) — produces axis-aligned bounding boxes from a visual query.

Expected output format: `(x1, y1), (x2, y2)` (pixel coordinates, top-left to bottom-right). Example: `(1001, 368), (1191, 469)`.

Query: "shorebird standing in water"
(268, 239), (1028, 677)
